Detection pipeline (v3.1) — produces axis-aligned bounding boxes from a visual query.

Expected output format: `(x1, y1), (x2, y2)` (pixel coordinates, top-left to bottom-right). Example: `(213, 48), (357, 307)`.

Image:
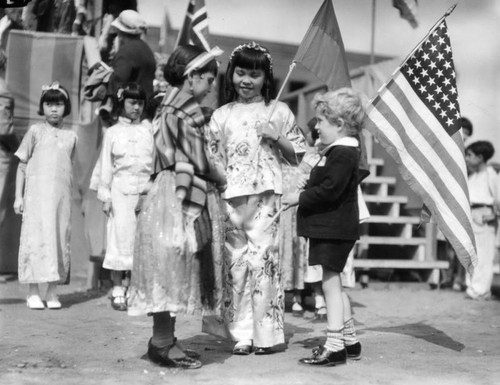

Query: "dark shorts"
(308, 238), (356, 273)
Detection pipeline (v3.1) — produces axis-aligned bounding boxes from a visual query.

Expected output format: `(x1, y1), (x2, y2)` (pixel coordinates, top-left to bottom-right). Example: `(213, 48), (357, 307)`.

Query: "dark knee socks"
(151, 311), (175, 348)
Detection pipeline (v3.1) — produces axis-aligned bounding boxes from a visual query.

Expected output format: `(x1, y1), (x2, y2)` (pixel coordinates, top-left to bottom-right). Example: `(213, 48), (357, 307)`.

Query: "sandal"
(147, 339), (202, 369)
(173, 337), (200, 359)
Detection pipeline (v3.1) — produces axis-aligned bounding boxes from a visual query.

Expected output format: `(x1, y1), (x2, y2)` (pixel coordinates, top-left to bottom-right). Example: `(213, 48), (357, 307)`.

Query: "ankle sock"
(151, 312), (174, 348)
(324, 328), (344, 352)
(343, 318), (359, 346)
(314, 294), (326, 309)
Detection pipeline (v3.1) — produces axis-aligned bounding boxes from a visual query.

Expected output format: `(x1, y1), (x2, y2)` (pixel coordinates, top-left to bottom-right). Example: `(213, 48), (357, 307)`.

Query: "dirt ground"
(1, 203), (500, 385)
(1, 271), (500, 385)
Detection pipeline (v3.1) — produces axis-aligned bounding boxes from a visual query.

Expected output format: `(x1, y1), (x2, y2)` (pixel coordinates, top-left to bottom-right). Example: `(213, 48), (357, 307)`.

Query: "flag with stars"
(175, 0), (211, 51)
(364, 16), (477, 274)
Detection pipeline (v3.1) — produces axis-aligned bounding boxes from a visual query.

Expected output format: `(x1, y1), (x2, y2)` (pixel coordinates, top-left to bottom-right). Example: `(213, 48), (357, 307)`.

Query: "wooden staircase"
(353, 152), (448, 271)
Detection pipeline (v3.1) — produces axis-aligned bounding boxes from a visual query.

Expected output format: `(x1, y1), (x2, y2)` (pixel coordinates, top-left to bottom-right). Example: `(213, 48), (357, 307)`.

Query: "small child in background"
(13, 82), (77, 309)
(464, 140), (498, 300)
(91, 83), (154, 311)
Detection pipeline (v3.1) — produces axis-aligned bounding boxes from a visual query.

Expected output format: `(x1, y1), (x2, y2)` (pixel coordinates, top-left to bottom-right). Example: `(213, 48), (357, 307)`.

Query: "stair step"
(364, 195), (408, 204)
(362, 175), (397, 185)
(365, 215), (421, 224)
(368, 157), (384, 166)
(357, 236), (426, 245)
(353, 259), (449, 269)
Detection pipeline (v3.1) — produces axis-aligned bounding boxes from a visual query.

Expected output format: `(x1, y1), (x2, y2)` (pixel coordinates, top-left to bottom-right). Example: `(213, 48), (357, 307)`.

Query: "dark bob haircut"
(115, 82), (147, 112)
(163, 44), (219, 87)
(224, 42), (275, 105)
(38, 84), (71, 117)
(466, 140), (494, 163)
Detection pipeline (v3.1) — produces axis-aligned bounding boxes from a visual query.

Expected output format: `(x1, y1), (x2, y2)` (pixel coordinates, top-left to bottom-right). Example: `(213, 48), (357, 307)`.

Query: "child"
(127, 44), (223, 369)
(464, 140), (498, 300)
(91, 83), (153, 311)
(13, 82), (77, 310)
(283, 88), (365, 366)
(207, 41), (305, 355)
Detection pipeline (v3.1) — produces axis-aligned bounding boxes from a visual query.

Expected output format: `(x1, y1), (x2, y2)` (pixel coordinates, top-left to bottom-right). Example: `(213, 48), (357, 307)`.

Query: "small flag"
(175, 0), (211, 51)
(364, 9), (477, 274)
(393, 0), (419, 29)
(293, 0), (351, 91)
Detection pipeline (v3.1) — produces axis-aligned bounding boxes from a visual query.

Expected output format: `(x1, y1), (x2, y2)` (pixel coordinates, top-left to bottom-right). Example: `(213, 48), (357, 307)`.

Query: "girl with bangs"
(90, 82), (153, 311)
(14, 82), (77, 310)
(207, 41), (305, 355)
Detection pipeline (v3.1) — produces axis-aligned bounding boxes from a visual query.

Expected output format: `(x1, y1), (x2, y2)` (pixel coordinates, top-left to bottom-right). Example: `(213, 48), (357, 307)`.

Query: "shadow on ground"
(365, 322), (465, 352)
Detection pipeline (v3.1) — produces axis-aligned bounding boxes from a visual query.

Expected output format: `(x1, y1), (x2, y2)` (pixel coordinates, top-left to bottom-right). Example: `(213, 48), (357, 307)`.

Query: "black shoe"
(147, 339), (202, 369)
(345, 342), (362, 360)
(254, 347), (273, 355)
(300, 346), (347, 366)
(173, 337), (200, 359)
(232, 344), (253, 355)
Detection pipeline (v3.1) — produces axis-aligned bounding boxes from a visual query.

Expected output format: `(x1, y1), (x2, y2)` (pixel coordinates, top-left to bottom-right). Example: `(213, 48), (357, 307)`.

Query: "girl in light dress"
(91, 83), (154, 311)
(14, 82), (77, 310)
(207, 41), (305, 355)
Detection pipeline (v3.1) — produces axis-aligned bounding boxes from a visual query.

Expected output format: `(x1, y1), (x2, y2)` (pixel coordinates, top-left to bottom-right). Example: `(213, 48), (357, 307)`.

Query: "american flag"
(364, 13), (477, 274)
(175, 0), (211, 51)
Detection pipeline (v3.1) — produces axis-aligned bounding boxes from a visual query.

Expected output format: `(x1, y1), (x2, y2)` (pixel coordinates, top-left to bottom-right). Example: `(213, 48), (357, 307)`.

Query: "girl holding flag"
(207, 41), (305, 355)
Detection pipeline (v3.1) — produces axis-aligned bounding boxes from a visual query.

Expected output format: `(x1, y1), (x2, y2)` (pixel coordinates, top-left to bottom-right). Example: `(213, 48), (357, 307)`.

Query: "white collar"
(321, 136), (359, 155)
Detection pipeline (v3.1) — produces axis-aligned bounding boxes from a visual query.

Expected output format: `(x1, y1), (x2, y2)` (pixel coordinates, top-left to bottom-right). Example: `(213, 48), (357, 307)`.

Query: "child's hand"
(282, 192), (300, 209)
(296, 174), (309, 190)
(255, 121), (280, 143)
(13, 197), (23, 215)
(102, 202), (112, 216)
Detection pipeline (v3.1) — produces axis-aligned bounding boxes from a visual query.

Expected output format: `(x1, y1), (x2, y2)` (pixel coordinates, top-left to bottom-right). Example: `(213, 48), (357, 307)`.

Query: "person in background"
(464, 140), (498, 300)
(91, 83), (153, 311)
(13, 82), (77, 310)
(283, 88), (364, 367)
(102, 9), (155, 125)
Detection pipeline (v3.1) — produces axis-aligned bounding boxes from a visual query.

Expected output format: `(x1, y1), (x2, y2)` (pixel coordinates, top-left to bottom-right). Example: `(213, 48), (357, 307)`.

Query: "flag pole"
(368, 3), (458, 104)
(266, 62), (296, 122)
(250, 62), (296, 167)
(397, 3), (458, 70)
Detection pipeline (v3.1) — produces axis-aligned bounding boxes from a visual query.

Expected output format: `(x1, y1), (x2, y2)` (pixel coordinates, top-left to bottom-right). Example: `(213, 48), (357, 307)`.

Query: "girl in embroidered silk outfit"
(14, 82), (77, 310)
(127, 45), (224, 369)
(207, 42), (305, 355)
(91, 83), (153, 311)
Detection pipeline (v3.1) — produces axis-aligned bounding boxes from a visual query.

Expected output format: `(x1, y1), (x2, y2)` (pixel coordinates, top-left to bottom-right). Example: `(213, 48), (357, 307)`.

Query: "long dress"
(15, 123), (77, 284)
(127, 86), (222, 316)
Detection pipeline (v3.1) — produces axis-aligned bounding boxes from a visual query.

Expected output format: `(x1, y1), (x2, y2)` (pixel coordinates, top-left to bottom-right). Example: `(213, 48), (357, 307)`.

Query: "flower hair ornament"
(183, 46), (224, 76)
(41, 82), (69, 100)
(116, 87), (124, 101)
(229, 41), (273, 69)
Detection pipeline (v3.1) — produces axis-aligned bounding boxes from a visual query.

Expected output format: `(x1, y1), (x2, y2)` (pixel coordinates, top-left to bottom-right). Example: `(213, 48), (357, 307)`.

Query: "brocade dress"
(15, 123), (77, 284)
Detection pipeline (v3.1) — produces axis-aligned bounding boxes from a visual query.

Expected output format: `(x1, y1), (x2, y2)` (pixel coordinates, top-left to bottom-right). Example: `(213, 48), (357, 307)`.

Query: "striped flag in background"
(6, 30), (84, 132)
(364, 15), (477, 274)
(175, 0), (211, 51)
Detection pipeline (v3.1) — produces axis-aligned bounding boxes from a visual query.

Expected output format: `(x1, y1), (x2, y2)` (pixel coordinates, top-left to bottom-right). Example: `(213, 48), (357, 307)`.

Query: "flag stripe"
(387, 76), (470, 206)
(364, 18), (477, 273)
(176, 0), (211, 51)
(366, 107), (476, 265)
(367, 95), (472, 230)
